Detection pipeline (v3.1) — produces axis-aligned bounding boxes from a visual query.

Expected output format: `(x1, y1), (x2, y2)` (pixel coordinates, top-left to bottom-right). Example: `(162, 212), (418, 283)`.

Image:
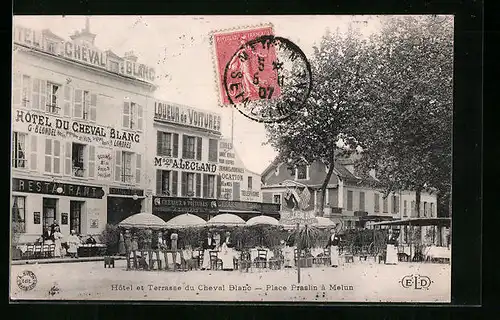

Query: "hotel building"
(11, 21), (157, 242)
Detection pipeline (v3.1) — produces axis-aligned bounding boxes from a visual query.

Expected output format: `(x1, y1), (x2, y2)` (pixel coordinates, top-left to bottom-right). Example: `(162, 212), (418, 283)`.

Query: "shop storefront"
(12, 177), (105, 243)
(106, 187), (145, 224)
(152, 196), (219, 222)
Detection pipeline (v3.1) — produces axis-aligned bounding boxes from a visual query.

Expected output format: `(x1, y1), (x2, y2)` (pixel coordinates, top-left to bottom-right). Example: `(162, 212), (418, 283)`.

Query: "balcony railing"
(73, 166), (85, 177)
(46, 104), (60, 114)
(12, 158), (27, 169)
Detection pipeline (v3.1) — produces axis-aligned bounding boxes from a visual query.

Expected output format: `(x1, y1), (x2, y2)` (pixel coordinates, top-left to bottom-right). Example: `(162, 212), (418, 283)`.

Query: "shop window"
(70, 201), (83, 235)
(123, 101), (143, 130)
(46, 82), (60, 114)
(12, 132), (27, 169)
(12, 196), (26, 233)
(43, 198), (58, 227)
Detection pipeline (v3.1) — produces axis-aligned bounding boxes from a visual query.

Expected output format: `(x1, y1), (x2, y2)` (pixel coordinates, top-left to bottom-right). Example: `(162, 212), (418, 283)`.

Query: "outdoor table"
(78, 244), (107, 257)
(424, 246), (451, 261)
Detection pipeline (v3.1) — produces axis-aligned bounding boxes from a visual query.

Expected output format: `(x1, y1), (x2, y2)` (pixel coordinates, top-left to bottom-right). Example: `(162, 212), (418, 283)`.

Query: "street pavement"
(10, 259), (450, 302)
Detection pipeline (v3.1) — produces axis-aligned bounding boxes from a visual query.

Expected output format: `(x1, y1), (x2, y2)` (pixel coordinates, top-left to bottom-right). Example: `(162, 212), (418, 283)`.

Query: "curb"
(11, 256), (126, 265)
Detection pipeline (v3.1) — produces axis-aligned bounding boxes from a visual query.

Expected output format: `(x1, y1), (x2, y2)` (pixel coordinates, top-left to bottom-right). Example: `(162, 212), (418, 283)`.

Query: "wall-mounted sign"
(153, 157), (218, 174)
(13, 25), (156, 84)
(109, 188), (144, 197)
(96, 149), (112, 180)
(12, 178), (105, 199)
(13, 109), (141, 149)
(61, 213), (68, 225)
(217, 200), (280, 214)
(153, 100), (222, 133)
(153, 196), (218, 214)
(241, 190), (260, 198)
(33, 212), (41, 225)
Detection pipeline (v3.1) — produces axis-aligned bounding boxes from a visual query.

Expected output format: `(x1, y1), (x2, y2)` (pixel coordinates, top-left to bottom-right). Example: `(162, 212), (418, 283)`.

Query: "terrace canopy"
(118, 212), (168, 229)
(371, 217), (451, 228)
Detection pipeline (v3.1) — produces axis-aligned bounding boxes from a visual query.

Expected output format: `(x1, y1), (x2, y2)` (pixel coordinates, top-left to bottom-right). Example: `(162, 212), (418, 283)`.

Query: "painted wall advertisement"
(153, 157), (218, 174)
(218, 140), (261, 202)
(96, 148), (112, 180)
(13, 109), (141, 149)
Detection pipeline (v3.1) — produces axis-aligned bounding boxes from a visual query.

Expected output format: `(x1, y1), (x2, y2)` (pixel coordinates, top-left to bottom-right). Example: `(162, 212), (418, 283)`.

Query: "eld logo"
(399, 274), (433, 290)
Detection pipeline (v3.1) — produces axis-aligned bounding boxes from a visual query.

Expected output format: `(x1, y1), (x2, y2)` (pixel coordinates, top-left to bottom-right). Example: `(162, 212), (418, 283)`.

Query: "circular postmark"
(223, 35), (312, 123)
(16, 270), (37, 291)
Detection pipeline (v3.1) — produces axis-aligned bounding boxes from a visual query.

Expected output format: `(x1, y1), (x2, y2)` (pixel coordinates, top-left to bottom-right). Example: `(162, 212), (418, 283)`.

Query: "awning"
(371, 217), (451, 227)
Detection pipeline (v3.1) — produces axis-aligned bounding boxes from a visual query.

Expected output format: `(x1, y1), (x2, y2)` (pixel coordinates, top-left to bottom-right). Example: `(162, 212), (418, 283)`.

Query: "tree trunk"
(318, 155), (336, 217)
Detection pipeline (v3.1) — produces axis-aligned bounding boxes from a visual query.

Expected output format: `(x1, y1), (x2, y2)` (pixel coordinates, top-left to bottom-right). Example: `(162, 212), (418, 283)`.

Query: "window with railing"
(121, 151), (133, 183)
(12, 132), (27, 169)
(72, 143), (86, 177)
(46, 82), (60, 114)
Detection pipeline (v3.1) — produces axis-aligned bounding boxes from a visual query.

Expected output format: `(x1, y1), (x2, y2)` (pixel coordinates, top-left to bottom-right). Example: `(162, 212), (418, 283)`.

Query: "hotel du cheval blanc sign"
(13, 109), (141, 149)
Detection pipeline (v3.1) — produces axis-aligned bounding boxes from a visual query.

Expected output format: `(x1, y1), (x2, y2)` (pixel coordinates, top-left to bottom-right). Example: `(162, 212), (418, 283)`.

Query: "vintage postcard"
(10, 15), (453, 303)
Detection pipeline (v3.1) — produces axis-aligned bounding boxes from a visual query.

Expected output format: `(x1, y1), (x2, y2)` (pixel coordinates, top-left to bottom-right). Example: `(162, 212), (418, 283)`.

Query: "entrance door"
(42, 198), (57, 227)
(70, 201), (83, 234)
(232, 182), (240, 201)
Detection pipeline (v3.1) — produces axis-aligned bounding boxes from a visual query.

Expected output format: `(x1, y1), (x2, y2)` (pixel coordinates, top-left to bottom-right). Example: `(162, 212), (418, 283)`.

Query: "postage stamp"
(212, 26), (312, 123)
(10, 15), (463, 304)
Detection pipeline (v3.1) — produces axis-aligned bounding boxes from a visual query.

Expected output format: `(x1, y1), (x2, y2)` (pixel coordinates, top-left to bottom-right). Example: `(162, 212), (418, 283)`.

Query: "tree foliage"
(354, 16), (453, 215)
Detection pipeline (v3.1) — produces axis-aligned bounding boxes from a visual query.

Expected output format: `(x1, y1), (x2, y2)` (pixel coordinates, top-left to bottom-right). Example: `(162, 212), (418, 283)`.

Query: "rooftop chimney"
(70, 16), (96, 45)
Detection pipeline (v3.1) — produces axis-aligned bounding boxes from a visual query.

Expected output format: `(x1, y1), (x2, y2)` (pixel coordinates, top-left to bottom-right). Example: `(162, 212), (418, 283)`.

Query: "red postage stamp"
(212, 25), (281, 106)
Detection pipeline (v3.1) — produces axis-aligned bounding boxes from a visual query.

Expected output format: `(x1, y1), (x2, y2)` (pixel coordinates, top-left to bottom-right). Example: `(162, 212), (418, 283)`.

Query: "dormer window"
(46, 40), (57, 53)
(295, 165), (310, 180)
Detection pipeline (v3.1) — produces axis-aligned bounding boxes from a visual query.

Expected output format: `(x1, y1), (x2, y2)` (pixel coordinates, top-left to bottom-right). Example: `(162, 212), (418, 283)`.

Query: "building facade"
(261, 157), (438, 229)
(11, 23), (157, 242)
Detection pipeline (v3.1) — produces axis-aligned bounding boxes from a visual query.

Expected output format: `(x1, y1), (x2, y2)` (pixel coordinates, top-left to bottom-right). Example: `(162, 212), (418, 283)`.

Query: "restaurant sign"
(13, 109), (141, 149)
(153, 196), (218, 214)
(14, 25), (156, 83)
(154, 100), (222, 134)
(153, 157), (218, 174)
(12, 178), (105, 199)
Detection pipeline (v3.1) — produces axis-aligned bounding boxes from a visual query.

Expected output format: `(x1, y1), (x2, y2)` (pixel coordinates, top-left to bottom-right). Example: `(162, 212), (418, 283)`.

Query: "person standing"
(220, 231), (234, 271)
(67, 230), (81, 258)
(201, 232), (216, 270)
(52, 225), (63, 258)
(118, 231), (126, 256)
(385, 229), (399, 265)
(326, 226), (340, 267)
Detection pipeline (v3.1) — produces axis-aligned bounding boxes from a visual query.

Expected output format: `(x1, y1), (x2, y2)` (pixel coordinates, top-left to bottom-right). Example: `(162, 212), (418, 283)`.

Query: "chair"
(239, 251), (251, 272)
(253, 249), (268, 268)
(209, 251), (222, 270)
(49, 244), (56, 258)
(197, 249), (204, 268)
(150, 250), (163, 270)
(268, 249), (283, 270)
(322, 248), (331, 265)
(25, 245), (35, 259)
(42, 244), (50, 258)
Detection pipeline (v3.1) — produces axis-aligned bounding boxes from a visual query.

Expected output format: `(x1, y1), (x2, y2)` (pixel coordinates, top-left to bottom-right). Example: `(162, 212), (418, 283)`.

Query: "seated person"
(86, 235), (97, 245)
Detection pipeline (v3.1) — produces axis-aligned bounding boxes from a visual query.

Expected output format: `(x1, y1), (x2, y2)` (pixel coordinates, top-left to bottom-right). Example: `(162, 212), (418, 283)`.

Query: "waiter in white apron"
(326, 225), (340, 267)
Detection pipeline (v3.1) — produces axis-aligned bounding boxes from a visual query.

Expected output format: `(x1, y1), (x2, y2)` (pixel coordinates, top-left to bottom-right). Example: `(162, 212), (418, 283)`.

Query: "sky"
(13, 15), (383, 174)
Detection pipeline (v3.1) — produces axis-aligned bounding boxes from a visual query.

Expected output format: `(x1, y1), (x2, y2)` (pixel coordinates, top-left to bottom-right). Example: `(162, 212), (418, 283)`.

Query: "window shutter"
(114, 150), (122, 181)
(13, 73), (21, 109)
(181, 172), (187, 196)
(135, 153), (141, 184)
(63, 86), (73, 117)
(31, 79), (40, 110)
(40, 80), (47, 111)
(29, 135), (37, 171)
(216, 175), (222, 199)
(88, 145), (95, 178)
(123, 101), (130, 128)
(196, 173), (201, 197)
(156, 131), (163, 155)
(90, 93), (97, 122)
(182, 135), (188, 158)
(73, 89), (83, 118)
(44, 138), (52, 173)
(203, 174), (208, 198)
(53, 140), (61, 174)
(171, 171), (178, 196)
(172, 133), (179, 158)
(137, 104), (143, 130)
(156, 170), (162, 195)
(196, 137), (202, 161)
(64, 142), (72, 175)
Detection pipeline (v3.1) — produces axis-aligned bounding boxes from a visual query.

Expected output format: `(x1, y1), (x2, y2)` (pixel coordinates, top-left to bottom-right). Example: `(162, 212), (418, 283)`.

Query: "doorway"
(42, 198), (58, 227)
(70, 201), (84, 234)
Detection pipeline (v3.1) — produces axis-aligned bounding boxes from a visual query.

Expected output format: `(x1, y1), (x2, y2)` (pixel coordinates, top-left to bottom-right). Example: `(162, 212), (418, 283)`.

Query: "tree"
(264, 26), (372, 216)
(354, 16), (453, 216)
